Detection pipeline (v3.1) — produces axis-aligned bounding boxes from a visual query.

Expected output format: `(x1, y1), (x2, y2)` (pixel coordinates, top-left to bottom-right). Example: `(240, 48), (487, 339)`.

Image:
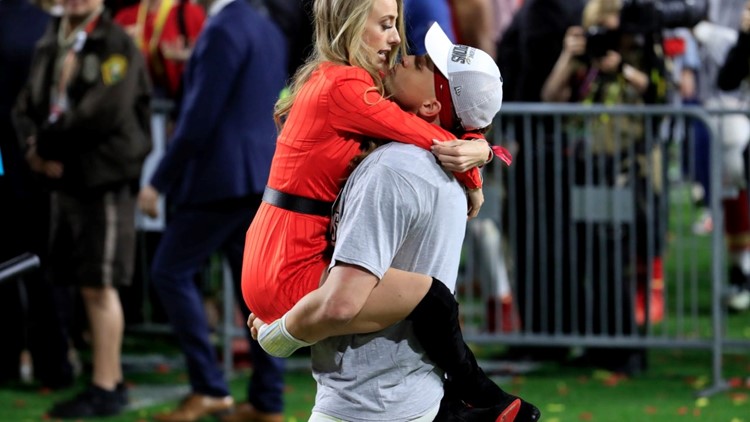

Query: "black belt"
(262, 186), (334, 217)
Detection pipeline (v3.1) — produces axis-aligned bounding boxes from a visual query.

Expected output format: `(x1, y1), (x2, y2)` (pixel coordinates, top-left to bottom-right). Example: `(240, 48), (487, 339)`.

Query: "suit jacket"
(0, 0), (48, 190)
(150, 0), (288, 207)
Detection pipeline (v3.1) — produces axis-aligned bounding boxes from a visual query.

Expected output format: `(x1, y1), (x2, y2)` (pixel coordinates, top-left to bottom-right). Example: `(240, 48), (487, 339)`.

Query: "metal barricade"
(459, 103), (750, 396)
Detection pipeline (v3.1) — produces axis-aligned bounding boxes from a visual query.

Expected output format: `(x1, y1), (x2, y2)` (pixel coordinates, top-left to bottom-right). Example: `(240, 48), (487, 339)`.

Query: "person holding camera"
(541, 0), (668, 376)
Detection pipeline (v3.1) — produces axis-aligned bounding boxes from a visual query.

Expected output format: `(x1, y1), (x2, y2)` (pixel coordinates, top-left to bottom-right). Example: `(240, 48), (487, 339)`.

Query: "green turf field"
(0, 347), (748, 422)
(1, 186), (748, 421)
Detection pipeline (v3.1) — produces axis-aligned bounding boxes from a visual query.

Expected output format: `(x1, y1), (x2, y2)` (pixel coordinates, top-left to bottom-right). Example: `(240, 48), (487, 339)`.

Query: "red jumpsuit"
(242, 63), (482, 322)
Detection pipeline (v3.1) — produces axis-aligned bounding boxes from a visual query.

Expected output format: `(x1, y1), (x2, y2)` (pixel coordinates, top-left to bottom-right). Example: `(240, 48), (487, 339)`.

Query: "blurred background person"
(693, 0), (750, 313)
(114, 0), (205, 104)
(12, 0), (152, 416)
(135, 0), (289, 420)
(403, 0), (456, 54)
(541, 0), (668, 375)
(494, 0), (587, 363)
(450, 0), (496, 59)
(716, 0), (750, 312)
(0, 0), (75, 390)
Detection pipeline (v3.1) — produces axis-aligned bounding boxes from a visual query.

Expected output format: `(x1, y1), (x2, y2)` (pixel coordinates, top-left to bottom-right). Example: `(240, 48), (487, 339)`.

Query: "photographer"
(542, 0), (655, 104)
(541, 0), (668, 375)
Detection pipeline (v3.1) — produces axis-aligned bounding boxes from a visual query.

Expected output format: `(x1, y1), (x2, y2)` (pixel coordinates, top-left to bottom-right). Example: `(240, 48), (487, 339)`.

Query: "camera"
(584, 0), (707, 58)
(585, 26), (621, 58)
(619, 0), (708, 33)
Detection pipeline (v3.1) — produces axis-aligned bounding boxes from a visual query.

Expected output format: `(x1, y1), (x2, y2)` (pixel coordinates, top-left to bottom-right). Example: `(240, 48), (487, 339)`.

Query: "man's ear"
(417, 98), (441, 122)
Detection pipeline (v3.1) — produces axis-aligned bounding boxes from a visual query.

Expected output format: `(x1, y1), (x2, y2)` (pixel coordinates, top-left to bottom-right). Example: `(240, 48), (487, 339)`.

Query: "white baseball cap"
(424, 22), (503, 131)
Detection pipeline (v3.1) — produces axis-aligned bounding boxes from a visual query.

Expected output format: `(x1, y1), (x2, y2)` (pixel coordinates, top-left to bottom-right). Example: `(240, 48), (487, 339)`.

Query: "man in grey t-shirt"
(251, 24), (536, 422)
(311, 141), (468, 421)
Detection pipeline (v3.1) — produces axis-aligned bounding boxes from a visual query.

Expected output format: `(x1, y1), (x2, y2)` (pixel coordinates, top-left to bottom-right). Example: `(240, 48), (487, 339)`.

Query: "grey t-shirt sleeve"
(330, 164), (418, 279)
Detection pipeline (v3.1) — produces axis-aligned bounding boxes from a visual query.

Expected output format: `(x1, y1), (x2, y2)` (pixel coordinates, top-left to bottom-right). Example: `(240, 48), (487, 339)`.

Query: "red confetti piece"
(729, 392), (749, 404)
(644, 406), (657, 415)
(156, 363), (171, 373)
(729, 377), (743, 388)
(579, 411), (594, 420)
(676, 406), (688, 415)
(692, 408), (701, 417)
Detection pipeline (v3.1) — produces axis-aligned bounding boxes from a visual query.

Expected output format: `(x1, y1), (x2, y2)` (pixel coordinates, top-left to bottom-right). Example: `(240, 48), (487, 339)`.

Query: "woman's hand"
(467, 188), (484, 219)
(432, 139), (491, 172)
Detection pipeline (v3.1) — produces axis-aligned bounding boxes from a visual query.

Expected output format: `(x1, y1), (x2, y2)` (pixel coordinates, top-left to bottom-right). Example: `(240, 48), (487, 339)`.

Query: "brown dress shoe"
(220, 402), (283, 422)
(153, 394), (234, 422)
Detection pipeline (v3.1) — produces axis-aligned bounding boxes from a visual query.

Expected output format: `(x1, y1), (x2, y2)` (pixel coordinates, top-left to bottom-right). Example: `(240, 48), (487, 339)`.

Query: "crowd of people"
(1, 0), (750, 421)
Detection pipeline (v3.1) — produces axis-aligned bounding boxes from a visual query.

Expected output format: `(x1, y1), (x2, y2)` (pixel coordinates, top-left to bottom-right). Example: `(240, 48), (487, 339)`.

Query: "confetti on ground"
(677, 406), (688, 415)
(579, 411), (593, 420)
(691, 376), (708, 389)
(557, 382), (569, 396)
(695, 397), (709, 408)
(730, 392), (748, 405)
(155, 363), (170, 373)
(644, 405), (657, 415)
(546, 403), (565, 413)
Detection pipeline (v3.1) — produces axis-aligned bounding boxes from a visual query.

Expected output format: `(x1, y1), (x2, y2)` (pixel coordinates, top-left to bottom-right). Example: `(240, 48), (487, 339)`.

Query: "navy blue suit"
(148, 0), (287, 411)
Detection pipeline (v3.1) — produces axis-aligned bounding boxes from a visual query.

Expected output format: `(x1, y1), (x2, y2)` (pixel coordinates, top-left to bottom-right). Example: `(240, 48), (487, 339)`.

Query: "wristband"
(257, 313), (315, 358)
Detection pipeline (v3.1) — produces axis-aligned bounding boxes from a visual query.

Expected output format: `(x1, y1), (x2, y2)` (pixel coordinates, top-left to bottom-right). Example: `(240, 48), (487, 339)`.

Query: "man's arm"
(285, 264), (381, 341)
(254, 161), (419, 357)
(251, 264), (379, 358)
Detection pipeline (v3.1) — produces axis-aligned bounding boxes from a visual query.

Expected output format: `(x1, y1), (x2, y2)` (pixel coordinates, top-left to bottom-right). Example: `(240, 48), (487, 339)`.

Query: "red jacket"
(114, 1), (205, 98)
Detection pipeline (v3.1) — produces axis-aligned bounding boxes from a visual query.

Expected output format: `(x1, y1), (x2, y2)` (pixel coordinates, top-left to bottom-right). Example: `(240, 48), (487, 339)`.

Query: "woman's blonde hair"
(582, 0), (622, 29)
(274, 0), (407, 127)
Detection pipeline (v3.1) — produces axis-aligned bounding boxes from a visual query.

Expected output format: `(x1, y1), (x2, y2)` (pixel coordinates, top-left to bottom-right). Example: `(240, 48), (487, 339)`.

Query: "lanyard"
(50, 10), (101, 123)
(135, 0), (174, 76)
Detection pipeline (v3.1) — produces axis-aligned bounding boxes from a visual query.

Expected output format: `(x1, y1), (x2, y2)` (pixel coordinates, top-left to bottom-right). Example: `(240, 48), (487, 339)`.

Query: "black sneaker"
(116, 381), (129, 407)
(48, 384), (124, 418)
(444, 376), (541, 422)
(435, 397), (541, 422)
(515, 399), (542, 422)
